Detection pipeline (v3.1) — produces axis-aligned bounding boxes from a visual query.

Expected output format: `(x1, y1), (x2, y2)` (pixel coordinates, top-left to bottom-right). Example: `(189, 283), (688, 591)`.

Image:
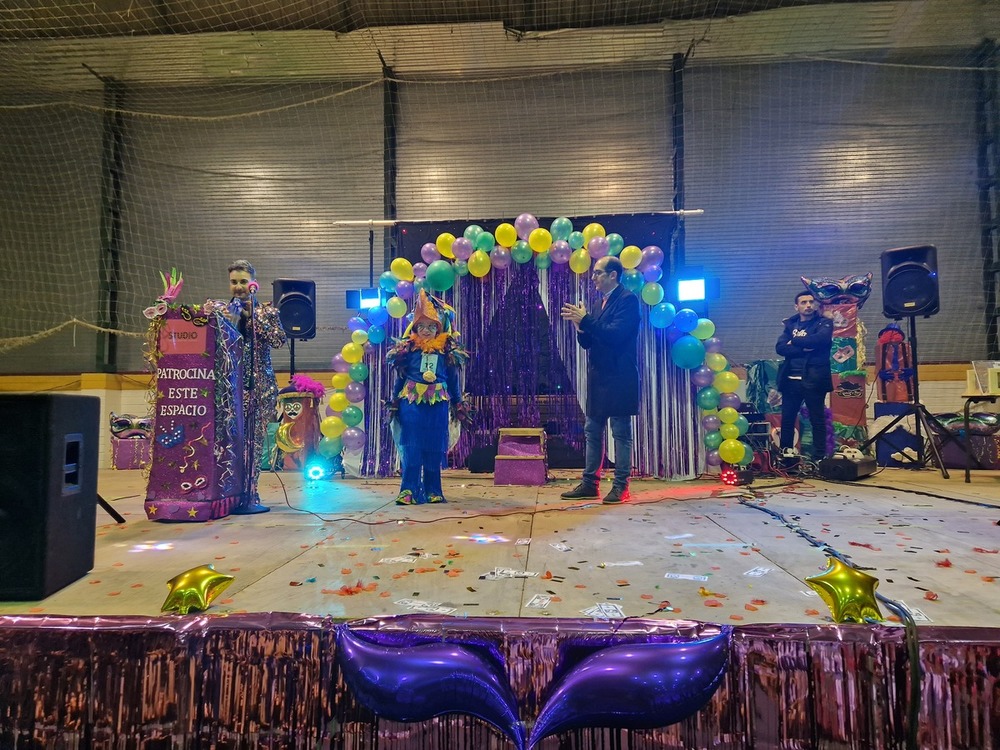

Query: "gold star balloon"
(806, 557), (884, 623)
(161, 564), (235, 615)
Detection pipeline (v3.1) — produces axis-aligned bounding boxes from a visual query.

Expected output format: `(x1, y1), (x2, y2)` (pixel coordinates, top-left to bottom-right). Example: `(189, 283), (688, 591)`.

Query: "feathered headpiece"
(143, 267), (184, 319)
(404, 289), (456, 338)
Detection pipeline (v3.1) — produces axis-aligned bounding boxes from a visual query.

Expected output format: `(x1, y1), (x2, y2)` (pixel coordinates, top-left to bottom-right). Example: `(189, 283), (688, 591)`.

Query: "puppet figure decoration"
(110, 412), (153, 470)
(801, 274), (872, 452)
(386, 290), (471, 505)
(275, 374), (326, 471)
(801, 272), (873, 309)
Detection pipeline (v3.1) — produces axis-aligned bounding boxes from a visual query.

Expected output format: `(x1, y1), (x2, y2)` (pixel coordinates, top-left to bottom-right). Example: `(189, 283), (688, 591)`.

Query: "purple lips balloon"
(528, 629), (731, 747)
(336, 626), (525, 749)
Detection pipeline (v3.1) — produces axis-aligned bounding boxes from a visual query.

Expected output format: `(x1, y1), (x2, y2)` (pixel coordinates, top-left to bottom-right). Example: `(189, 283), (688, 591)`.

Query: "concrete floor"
(2, 466), (999, 627)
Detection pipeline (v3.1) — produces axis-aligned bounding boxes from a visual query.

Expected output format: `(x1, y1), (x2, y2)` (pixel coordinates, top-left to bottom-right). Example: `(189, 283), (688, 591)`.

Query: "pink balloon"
(420, 243), (440, 264)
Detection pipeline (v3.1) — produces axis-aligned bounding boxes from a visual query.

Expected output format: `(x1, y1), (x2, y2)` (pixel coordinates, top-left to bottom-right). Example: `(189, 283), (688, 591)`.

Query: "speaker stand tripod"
(97, 494), (127, 524)
(860, 315), (967, 479)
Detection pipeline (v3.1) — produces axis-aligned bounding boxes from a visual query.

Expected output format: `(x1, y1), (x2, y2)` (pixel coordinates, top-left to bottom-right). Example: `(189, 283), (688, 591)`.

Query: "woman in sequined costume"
(204, 260), (286, 512)
(386, 290), (469, 505)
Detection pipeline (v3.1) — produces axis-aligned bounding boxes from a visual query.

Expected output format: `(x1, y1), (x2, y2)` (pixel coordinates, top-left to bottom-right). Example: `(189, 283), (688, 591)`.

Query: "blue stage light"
(306, 463), (328, 480)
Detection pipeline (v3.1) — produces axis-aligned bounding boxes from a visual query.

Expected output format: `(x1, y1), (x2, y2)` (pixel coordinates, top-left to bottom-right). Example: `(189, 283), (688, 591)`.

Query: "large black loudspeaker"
(881, 245), (939, 318)
(0, 395), (99, 600)
(272, 278), (316, 340)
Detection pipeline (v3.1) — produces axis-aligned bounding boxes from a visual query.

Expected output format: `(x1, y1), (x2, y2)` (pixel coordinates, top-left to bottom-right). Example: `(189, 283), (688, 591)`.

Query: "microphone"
(247, 281), (259, 295)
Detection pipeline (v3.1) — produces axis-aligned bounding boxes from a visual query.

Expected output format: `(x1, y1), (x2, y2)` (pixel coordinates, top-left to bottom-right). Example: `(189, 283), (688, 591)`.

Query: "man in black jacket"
(775, 290), (833, 462)
(559, 255), (641, 504)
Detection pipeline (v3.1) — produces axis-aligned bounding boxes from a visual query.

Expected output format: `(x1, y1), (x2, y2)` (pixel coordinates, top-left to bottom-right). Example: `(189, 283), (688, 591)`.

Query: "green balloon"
(349, 362), (370, 382)
(511, 240), (533, 264)
(704, 429), (724, 450)
(454, 259), (470, 277)
(463, 224), (483, 241)
(534, 251), (552, 270)
(341, 405), (364, 427)
(550, 216), (573, 241)
(425, 259), (456, 291)
(568, 231), (585, 250)
(317, 436), (343, 457)
(607, 233), (624, 256)
(696, 386), (721, 410)
(640, 282), (664, 306)
(474, 231), (495, 252)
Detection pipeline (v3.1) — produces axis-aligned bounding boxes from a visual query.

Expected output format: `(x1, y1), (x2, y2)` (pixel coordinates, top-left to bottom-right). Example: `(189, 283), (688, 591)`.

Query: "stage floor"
(3, 466), (999, 627)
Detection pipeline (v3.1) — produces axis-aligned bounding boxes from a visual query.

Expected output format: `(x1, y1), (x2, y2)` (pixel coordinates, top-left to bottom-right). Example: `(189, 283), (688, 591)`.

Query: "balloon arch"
(315, 213), (752, 475)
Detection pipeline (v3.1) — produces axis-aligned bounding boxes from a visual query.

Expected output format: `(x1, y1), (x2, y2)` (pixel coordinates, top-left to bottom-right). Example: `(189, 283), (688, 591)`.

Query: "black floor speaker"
(818, 455), (878, 481)
(0, 394), (100, 600)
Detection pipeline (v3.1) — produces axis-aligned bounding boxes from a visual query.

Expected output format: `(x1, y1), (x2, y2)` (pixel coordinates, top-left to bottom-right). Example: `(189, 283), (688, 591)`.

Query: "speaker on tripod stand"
(862, 245), (962, 476)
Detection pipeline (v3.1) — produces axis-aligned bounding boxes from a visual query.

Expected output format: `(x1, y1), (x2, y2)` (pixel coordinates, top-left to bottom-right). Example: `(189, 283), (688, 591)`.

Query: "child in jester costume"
(386, 289), (471, 505)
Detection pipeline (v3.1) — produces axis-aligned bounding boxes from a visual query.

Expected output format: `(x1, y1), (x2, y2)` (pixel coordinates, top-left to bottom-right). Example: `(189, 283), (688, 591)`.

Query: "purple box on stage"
(494, 428), (547, 486)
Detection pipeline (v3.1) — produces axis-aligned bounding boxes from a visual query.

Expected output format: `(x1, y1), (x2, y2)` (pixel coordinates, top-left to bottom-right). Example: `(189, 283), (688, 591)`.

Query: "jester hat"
(405, 289), (455, 337)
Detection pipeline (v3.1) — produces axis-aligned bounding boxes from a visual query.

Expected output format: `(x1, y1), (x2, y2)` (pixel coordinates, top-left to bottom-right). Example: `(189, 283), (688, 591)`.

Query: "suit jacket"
(577, 285), (641, 418)
(775, 314), (833, 394)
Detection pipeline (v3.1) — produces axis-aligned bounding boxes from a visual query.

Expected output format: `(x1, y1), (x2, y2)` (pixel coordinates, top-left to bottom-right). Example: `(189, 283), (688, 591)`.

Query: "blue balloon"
(649, 302), (677, 329)
(529, 630), (731, 745)
(367, 325), (386, 345)
(378, 271), (398, 292)
(367, 306), (389, 326)
(622, 269), (644, 294)
(670, 334), (706, 370)
(672, 307), (699, 333)
(335, 627), (525, 750)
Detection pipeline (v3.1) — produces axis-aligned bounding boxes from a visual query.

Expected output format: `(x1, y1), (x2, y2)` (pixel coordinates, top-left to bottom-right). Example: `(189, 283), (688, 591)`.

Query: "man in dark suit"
(559, 255), (641, 504)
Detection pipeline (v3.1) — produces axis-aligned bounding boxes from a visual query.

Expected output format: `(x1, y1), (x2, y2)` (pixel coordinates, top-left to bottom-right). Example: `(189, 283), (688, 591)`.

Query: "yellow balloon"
(495, 222), (517, 248)
(386, 296), (407, 318)
(528, 227), (552, 253)
(331, 372), (351, 390)
(720, 423), (740, 440)
(161, 564), (234, 615)
(582, 222), (606, 245)
(705, 352), (728, 372)
(436, 232), (456, 259)
(275, 422), (304, 453)
(569, 248), (592, 275)
(467, 249), (491, 278)
(390, 257), (414, 281)
(320, 415), (346, 439)
(619, 245), (642, 269)
(718, 406), (740, 424)
(718, 438), (746, 464)
(351, 329), (369, 345)
(329, 390), (349, 412)
(342, 342), (364, 364)
(805, 557), (884, 623)
(713, 371), (740, 394)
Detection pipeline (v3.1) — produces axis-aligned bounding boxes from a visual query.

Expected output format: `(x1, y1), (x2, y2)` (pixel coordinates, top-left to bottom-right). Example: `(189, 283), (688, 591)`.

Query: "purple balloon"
(639, 245), (664, 272)
(587, 235), (609, 259)
(411, 262), (427, 280)
(490, 246), (512, 270)
(395, 279), (414, 300)
(341, 427), (366, 452)
(704, 336), (724, 353)
(706, 449), (723, 466)
(702, 414), (721, 431)
(347, 316), (367, 333)
(514, 212), (539, 241)
(528, 631), (731, 745)
(549, 240), (571, 264)
(335, 627), (525, 750)
(665, 326), (685, 344)
(452, 236), (473, 261)
(643, 265), (663, 282)
(420, 242), (440, 264)
(691, 365), (715, 387)
(719, 392), (742, 410)
(345, 381), (367, 403)
(331, 353), (351, 373)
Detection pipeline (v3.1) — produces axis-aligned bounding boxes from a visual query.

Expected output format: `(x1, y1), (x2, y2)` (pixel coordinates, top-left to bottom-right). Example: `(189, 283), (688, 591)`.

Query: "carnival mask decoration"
(110, 412), (153, 440)
(801, 273), (873, 309)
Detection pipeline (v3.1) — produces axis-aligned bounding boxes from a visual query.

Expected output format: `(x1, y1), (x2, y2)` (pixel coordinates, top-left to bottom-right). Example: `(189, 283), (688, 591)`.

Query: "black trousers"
(779, 379), (828, 459)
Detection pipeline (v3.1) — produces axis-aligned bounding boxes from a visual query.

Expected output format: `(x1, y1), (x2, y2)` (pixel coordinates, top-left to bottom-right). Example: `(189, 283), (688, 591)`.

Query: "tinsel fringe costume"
(203, 298), (286, 506)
